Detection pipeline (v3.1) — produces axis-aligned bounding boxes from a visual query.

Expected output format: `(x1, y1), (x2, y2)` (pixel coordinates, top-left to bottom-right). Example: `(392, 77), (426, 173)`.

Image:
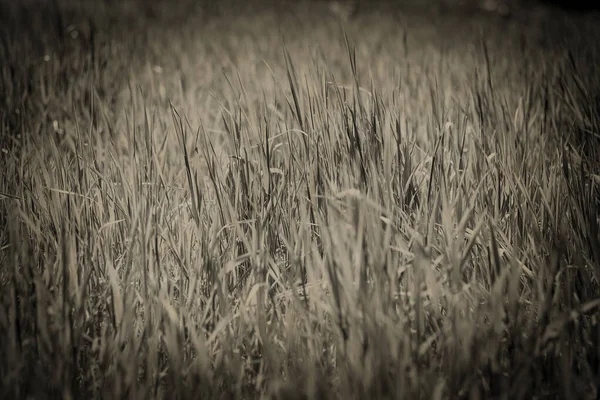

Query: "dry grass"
(1, 1), (600, 399)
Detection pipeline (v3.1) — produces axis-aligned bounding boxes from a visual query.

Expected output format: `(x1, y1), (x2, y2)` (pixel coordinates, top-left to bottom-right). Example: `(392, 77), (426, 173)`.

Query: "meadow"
(1, 0), (600, 398)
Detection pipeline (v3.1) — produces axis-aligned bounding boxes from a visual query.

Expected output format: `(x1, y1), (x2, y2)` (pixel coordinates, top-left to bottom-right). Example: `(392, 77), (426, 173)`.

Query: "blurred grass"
(1, 0), (600, 399)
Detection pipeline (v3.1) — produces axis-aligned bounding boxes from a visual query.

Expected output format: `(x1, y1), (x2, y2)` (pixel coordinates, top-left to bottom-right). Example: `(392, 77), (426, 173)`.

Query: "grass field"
(1, 0), (600, 398)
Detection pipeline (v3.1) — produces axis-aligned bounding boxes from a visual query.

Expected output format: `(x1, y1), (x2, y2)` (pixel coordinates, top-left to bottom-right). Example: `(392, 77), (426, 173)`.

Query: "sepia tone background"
(1, 1), (599, 399)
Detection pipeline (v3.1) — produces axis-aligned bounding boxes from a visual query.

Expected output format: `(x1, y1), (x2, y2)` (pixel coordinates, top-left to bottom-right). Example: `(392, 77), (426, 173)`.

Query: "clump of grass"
(1, 1), (600, 399)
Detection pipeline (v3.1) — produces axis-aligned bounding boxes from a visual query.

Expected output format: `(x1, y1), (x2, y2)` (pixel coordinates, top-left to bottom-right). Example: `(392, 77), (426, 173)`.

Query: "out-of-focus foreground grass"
(1, 0), (600, 398)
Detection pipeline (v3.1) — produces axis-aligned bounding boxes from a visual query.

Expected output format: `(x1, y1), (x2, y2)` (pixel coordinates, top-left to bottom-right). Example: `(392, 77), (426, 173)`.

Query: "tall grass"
(1, 1), (599, 399)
